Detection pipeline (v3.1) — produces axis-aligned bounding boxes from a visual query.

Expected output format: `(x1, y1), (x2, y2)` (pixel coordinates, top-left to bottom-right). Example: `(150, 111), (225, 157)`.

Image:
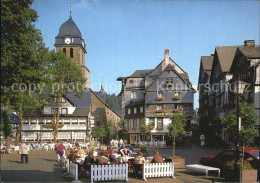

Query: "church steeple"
(54, 7), (90, 88)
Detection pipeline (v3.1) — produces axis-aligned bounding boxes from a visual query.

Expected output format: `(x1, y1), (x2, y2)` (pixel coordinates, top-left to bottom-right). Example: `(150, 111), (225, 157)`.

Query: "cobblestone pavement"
(0, 146), (224, 183)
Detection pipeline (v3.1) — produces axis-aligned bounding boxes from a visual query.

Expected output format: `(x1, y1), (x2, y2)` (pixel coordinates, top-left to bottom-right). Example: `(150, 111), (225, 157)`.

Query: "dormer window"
(61, 108), (68, 114)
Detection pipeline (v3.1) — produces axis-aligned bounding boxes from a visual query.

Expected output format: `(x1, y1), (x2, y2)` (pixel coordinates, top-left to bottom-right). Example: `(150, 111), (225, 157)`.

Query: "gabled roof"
(238, 47), (260, 59)
(89, 89), (121, 118)
(66, 91), (91, 108)
(201, 56), (214, 76)
(215, 46), (238, 72)
(145, 64), (196, 93)
(128, 69), (153, 78)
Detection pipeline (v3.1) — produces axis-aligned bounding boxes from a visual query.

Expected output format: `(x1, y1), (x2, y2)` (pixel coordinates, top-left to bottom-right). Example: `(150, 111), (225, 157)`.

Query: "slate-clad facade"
(198, 40), (260, 144)
(118, 50), (195, 144)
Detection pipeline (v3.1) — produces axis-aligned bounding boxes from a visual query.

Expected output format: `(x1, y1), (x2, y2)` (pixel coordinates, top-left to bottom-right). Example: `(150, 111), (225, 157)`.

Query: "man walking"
(19, 140), (28, 163)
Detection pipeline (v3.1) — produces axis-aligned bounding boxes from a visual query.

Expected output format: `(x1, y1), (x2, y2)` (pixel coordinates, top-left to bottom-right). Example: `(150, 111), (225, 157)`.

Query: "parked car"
(199, 148), (259, 169)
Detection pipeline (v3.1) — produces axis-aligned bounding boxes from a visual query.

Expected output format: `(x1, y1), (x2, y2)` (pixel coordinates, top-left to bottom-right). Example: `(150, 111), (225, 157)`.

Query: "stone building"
(118, 50), (195, 144)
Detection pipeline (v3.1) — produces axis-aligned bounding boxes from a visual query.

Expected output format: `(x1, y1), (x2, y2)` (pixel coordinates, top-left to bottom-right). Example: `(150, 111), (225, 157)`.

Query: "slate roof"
(238, 47), (260, 58)
(56, 16), (82, 38)
(201, 56), (214, 76)
(128, 69), (153, 78)
(215, 46), (237, 72)
(66, 90), (91, 108)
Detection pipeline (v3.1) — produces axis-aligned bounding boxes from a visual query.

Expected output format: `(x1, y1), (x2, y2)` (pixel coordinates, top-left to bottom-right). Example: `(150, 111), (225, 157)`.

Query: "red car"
(199, 148), (259, 169)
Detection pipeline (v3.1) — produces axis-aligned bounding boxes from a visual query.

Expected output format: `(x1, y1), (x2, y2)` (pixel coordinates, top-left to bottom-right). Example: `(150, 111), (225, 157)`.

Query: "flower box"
(156, 96), (164, 101)
(155, 110), (164, 113)
(156, 126), (163, 130)
(165, 83), (173, 87)
(241, 169), (257, 182)
(149, 126), (155, 130)
(173, 96), (181, 100)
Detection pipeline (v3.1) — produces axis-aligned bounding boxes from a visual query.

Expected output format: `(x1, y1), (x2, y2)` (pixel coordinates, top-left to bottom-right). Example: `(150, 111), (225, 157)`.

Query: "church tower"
(54, 13), (90, 88)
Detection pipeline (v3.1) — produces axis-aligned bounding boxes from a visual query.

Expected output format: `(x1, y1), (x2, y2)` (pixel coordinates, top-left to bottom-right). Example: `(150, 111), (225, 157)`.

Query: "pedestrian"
(56, 141), (66, 162)
(19, 140), (28, 163)
(200, 133), (205, 147)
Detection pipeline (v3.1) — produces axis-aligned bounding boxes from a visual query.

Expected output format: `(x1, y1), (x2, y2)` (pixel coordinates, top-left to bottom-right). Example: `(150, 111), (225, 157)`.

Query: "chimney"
(162, 49), (170, 71)
(244, 40), (255, 47)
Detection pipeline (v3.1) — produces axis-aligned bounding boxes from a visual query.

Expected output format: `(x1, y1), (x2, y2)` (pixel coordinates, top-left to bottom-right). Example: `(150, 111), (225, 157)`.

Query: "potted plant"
(149, 126), (155, 130)
(140, 145), (148, 153)
(224, 159), (257, 182)
(156, 96), (164, 101)
(165, 156), (185, 169)
(156, 126), (163, 130)
(173, 96), (181, 100)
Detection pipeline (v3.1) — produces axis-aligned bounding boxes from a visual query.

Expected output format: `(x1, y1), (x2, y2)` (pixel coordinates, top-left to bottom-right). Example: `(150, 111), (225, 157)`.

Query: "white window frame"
(157, 118), (163, 127)
(128, 108), (131, 115)
(157, 104), (163, 110)
(140, 106), (143, 113)
(134, 107), (137, 114)
(131, 91), (137, 99)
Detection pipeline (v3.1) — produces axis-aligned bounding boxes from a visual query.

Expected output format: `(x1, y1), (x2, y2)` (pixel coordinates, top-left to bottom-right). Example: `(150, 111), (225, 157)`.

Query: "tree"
(220, 102), (258, 165)
(168, 111), (187, 156)
(117, 119), (128, 140)
(139, 118), (149, 141)
(220, 102), (258, 145)
(43, 50), (86, 142)
(1, 0), (48, 145)
(92, 125), (107, 144)
(0, 110), (13, 153)
(107, 121), (115, 142)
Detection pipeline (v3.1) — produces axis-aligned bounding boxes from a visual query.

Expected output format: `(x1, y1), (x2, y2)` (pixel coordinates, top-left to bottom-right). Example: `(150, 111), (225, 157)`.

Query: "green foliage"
(220, 102), (258, 144)
(168, 111), (187, 137)
(1, 0), (49, 144)
(107, 121), (115, 137)
(225, 159), (253, 170)
(139, 118), (149, 137)
(44, 50), (86, 142)
(140, 145), (148, 153)
(92, 125), (107, 144)
(105, 93), (121, 111)
(118, 119), (128, 140)
(0, 110), (13, 137)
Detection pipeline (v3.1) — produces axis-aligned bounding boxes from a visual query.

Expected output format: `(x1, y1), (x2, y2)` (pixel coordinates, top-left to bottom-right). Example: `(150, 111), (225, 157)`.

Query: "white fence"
(69, 161), (81, 182)
(91, 164), (128, 183)
(143, 162), (175, 181)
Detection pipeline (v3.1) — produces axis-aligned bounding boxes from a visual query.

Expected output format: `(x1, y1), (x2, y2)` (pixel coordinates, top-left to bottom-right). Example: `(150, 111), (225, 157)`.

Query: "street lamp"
(233, 80), (247, 182)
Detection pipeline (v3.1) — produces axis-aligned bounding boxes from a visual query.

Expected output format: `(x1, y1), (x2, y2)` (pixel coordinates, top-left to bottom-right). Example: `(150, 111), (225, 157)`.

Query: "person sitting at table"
(134, 151), (146, 164)
(109, 150), (118, 164)
(120, 147), (132, 157)
(83, 151), (96, 171)
(78, 147), (87, 157)
(107, 145), (113, 156)
(151, 151), (164, 163)
(97, 152), (109, 165)
(71, 149), (79, 163)
(91, 147), (98, 157)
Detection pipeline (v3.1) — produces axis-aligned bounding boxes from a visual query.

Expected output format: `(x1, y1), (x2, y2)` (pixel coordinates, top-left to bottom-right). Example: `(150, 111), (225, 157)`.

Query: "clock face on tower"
(65, 37), (71, 44)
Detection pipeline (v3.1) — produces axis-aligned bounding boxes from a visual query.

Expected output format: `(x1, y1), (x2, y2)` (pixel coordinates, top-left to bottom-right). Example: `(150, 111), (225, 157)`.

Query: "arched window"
(70, 48), (73, 58)
(63, 48), (66, 55)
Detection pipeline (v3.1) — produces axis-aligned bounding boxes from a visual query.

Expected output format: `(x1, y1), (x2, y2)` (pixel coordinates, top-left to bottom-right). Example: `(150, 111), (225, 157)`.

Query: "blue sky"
(32, 0), (260, 108)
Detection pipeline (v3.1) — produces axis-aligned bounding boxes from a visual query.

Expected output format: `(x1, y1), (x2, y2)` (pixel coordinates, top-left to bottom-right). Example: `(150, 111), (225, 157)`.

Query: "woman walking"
(19, 140), (28, 163)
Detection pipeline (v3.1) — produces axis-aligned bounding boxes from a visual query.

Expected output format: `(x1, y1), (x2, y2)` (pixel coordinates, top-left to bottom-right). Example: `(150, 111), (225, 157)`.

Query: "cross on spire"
(69, 4), (73, 17)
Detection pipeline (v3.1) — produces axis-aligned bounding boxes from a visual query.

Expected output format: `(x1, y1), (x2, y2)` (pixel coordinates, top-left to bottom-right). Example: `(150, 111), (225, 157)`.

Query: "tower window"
(63, 48), (66, 55)
(70, 48), (73, 58)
